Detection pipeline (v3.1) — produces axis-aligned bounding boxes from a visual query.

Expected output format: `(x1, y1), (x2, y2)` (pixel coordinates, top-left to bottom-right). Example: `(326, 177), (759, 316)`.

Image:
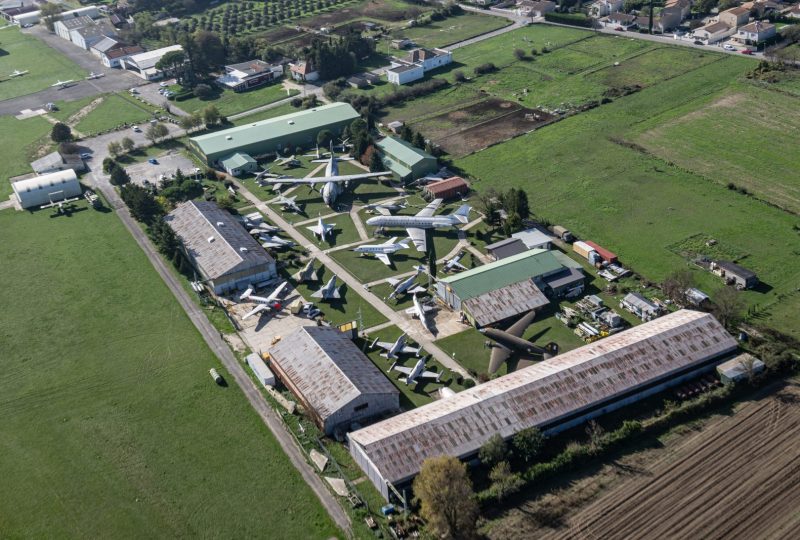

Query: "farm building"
(620, 292), (660, 321)
(375, 136), (438, 181)
(219, 152), (258, 177)
(485, 237), (527, 261)
(12, 170), (82, 209)
(30, 151), (86, 175)
(189, 103), (360, 165)
(435, 249), (584, 326)
(122, 45), (183, 80)
(710, 261), (759, 290)
(349, 310), (738, 501)
(165, 201), (276, 294)
(386, 62), (424, 85)
(512, 228), (552, 250)
(245, 353), (276, 388)
(288, 61), (319, 82)
(216, 60), (283, 92)
(716, 353), (765, 384)
(268, 326), (400, 435)
(387, 47), (452, 85)
(584, 240), (618, 264)
(422, 176), (470, 201)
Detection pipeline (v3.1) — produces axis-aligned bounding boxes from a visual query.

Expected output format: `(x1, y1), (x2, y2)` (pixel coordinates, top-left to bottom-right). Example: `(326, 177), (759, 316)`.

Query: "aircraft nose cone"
(366, 217), (378, 225)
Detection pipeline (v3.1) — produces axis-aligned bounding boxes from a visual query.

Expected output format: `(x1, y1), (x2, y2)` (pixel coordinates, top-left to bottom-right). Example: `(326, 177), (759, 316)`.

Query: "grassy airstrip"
(0, 202), (338, 538)
(0, 27), (86, 101)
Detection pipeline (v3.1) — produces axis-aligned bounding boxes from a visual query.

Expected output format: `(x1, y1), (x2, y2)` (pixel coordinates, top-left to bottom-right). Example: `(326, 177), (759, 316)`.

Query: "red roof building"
(423, 176), (470, 201)
(584, 240), (618, 263)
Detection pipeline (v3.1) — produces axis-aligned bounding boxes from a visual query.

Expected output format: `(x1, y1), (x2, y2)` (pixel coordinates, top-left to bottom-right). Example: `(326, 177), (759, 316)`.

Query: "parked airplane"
(268, 194), (302, 213)
(303, 145), (330, 159)
(371, 333), (420, 360)
(262, 150), (389, 206)
(260, 235), (294, 249)
(239, 281), (289, 320)
(248, 223), (281, 235)
(480, 310), (559, 374)
(292, 260), (318, 282)
(389, 356), (441, 385)
(8, 69), (29, 78)
(274, 155), (300, 168)
(405, 292), (435, 333)
(40, 196), (80, 213)
(362, 198), (408, 216)
(306, 215), (334, 241)
(443, 251), (468, 273)
(85, 72), (105, 80)
(311, 275), (342, 301)
(366, 199), (471, 252)
(51, 79), (75, 89)
(352, 236), (411, 266)
(387, 265), (426, 299)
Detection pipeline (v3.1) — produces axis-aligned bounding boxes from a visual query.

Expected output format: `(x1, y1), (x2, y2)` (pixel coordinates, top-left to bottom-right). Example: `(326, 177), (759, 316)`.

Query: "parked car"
(723, 44), (736, 51)
(22, 23), (33, 28)
(693, 40), (704, 46)
(159, 82), (169, 87)
(615, 26), (624, 31)
(132, 125), (141, 132)
(740, 49), (754, 55)
(129, 88), (139, 94)
(148, 158), (159, 165)
(80, 152), (91, 160)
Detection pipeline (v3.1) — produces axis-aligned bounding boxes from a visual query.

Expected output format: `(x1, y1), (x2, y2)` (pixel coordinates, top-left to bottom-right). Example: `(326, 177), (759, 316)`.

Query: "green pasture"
(395, 12), (510, 49)
(176, 83), (297, 117)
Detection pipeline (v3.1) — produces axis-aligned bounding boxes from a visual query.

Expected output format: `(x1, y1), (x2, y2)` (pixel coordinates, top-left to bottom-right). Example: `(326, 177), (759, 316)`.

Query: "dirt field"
(489, 382), (800, 540)
(299, 0), (423, 28)
(416, 99), (556, 157)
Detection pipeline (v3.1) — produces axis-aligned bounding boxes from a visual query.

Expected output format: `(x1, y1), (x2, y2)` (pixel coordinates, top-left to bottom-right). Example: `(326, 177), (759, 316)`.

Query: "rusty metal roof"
(269, 327), (399, 422)
(462, 279), (548, 326)
(349, 310), (737, 484)
(165, 201), (274, 281)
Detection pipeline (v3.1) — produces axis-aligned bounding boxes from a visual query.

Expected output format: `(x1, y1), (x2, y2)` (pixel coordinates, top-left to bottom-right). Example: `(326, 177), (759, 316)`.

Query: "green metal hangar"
(188, 102), (360, 174)
(435, 249), (586, 327)
(375, 136), (438, 181)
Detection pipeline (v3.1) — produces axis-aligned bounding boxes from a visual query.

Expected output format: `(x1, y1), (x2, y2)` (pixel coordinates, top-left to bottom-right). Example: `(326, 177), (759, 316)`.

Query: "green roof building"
(219, 152), (258, 177)
(189, 102), (360, 165)
(375, 136), (437, 181)
(435, 249), (585, 326)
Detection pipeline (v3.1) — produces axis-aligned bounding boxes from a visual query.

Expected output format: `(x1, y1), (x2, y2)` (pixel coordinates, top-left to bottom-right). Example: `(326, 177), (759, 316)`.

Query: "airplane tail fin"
(453, 204), (471, 224)
(386, 236), (398, 246)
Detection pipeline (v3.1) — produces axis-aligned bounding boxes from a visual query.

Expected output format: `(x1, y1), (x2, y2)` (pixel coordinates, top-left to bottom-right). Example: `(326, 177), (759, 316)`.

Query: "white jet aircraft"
(352, 236), (411, 266)
(306, 215), (334, 241)
(239, 281), (289, 320)
(443, 251), (468, 273)
(311, 275), (342, 301)
(365, 199), (471, 252)
(260, 235), (294, 249)
(405, 292), (435, 333)
(268, 194), (302, 213)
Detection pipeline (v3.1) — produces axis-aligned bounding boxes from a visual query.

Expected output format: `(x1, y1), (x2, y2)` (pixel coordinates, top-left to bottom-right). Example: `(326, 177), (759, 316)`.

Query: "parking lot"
(124, 151), (198, 187)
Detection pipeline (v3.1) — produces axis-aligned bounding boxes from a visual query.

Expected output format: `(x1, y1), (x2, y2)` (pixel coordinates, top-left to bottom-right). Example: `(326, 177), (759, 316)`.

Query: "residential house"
(786, 4), (800, 19)
(289, 61), (319, 82)
(216, 59), (283, 92)
(1, 4), (37, 23)
(588, 0), (623, 18)
(386, 62), (424, 85)
(386, 47), (452, 85)
(347, 75), (369, 89)
(734, 20), (776, 44)
(517, 0), (557, 18)
(657, 6), (685, 31)
(693, 21), (736, 43)
(664, 0), (692, 19)
(601, 12), (638, 29)
(718, 6), (751, 28)
(741, 1), (780, 18)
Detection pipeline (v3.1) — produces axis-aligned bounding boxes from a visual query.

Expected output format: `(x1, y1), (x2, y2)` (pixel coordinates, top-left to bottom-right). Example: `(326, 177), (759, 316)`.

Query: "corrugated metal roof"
(439, 249), (563, 301)
(269, 327), (399, 422)
(349, 310), (737, 484)
(13, 169), (77, 192)
(376, 136), (435, 167)
(622, 292), (658, 312)
(512, 228), (552, 249)
(425, 176), (469, 196)
(165, 201), (274, 280)
(485, 237), (527, 260)
(190, 103), (359, 158)
(220, 152), (256, 169)
(128, 45), (183, 70)
(463, 279), (549, 326)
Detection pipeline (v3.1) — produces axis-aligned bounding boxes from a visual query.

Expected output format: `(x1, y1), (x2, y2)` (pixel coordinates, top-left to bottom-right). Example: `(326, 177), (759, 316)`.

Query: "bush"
(544, 12), (592, 27)
(193, 84), (214, 99)
(473, 63), (497, 75)
(453, 70), (466, 83)
(463, 378), (476, 389)
(290, 97), (302, 108)
(377, 78), (448, 108)
(514, 48), (526, 61)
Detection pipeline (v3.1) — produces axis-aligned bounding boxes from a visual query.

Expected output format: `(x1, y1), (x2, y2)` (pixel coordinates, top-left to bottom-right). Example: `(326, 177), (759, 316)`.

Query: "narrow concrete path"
(350, 207), (369, 241)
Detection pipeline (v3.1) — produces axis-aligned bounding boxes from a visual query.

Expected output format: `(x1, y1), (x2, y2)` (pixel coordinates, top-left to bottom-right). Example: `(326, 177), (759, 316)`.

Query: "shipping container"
(573, 240), (596, 260)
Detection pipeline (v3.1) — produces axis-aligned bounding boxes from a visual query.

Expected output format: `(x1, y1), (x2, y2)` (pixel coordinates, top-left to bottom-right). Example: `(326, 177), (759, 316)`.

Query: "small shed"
(486, 237), (527, 261)
(711, 261), (759, 290)
(717, 353), (765, 384)
(423, 176), (470, 201)
(512, 228), (552, 251)
(347, 75), (369, 89)
(386, 120), (404, 134)
(620, 292), (660, 321)
(220, 152), (257, 177)
(246, 353), (276, 387)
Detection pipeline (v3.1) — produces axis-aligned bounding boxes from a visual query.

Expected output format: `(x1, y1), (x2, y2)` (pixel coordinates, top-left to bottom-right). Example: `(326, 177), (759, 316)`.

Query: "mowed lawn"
(457, 54), (800, 338)
(634, 83), (800, 214)
(177, 83), (297, 117)
(396, 12), (510, 48)
(0, 204), (338, 538)
(0, 27), (86, 100)
(231, 101), (297, 126)
(76, 93), (159, 135)
(0, 115), (52, 198)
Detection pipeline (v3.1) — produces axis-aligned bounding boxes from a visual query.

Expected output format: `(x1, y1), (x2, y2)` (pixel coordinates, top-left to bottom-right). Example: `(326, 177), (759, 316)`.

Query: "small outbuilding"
(376, 136), (438, 181)
(485, 237), (527, 261)
(512, 228), (553, 251)
(12, 170), (82, 209)
(268, 326), (400, 435)
(710, 261), (759, 290)
(220, 152), (258, 177)
(246, 353), (276, 387)
(422, 176), (470, 201)
(620, 292), (660, 321)
(716, 353), (765, 384)
(30, 151), (86, 175)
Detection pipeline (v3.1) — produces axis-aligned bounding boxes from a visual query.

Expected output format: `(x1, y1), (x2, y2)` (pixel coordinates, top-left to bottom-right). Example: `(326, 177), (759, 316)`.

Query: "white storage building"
(245, 353), (276, 387)
(349, 310), (738, 501)
(12, 170), (81, 209)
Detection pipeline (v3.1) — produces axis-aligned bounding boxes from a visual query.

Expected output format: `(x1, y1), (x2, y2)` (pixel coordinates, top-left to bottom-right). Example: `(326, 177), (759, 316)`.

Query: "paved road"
(84, 143), (352, 535)
(0, 26), (143, 116)
(227, 177), (473, 380)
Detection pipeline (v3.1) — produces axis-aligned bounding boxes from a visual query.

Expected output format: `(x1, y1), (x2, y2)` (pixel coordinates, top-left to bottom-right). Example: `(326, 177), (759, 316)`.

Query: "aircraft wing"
(392, 365), (413, 376)
(489, 346), (513, 375)
(415, 199), (442, 218)
(386, 277), (401, 287)
(306, 225), (320, 235)
(266, 281), (289, 301)
(242, 304), (269, 320)
(261, 241), (284, 248)
(330, 288), (341, 299)
(310, 288), (324, 298)
(264, 172), (386, 185)
(401, 346), (420, 355)
(406, 228), (427, 252)
(376, 253), (391, 266)
(374, 341), (393, 351)
(420, 370), (439, 380)
(408, 285), (427, 295)
(505, 309), (538, 338)
(377, 207), (393, 216)
(450, 261), (467, 271)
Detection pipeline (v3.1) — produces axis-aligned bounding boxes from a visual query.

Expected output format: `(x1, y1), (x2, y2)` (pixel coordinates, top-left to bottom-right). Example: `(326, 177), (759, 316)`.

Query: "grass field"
(456, 53), (800, 339)
(357, 326), (466, 409)
(0, 115), (53, 198)
(76, 93), (160, 135)
(297, 213), (363, 247)
(0, 203), (338, 538)
(176, 83), (297, 117)
(287, 263), (387, 328)
(0, 27), (86, 101)
(393, 12), (510, 49)
(231, 102), (298, 126)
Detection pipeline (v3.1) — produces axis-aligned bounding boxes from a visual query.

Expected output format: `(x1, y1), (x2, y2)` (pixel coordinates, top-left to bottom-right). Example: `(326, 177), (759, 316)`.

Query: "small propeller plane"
(85, 72), (105, 80)
(239, 281), (289, 320)
(371, 333), (421, 360)
(9, 69), (29, 78)
(51, 79), (75, 89)
(389, 356), (441, 385)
